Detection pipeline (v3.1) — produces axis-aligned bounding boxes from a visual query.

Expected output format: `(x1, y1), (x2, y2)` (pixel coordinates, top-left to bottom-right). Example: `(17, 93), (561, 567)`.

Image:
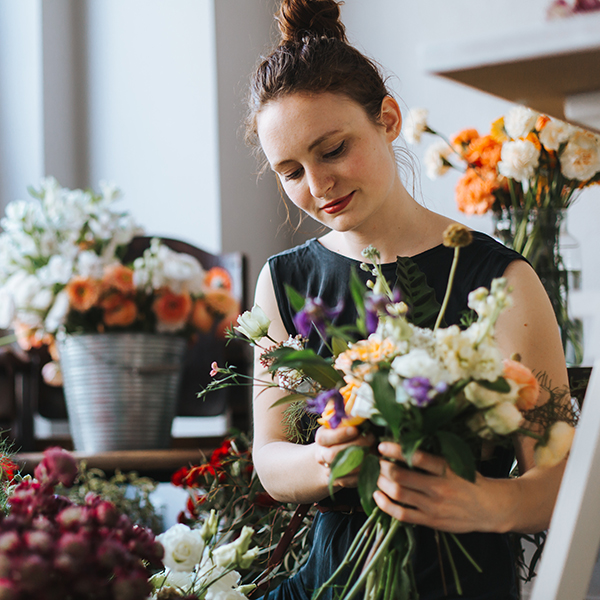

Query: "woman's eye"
(323, 141), (346, 159)
(283, 168), (303, 181)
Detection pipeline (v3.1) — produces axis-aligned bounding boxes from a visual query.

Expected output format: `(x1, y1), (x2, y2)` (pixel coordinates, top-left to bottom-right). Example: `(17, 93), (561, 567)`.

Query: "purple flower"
(403, 377), (437, 407)
(306, 388), (342, 415)
(364, 294), (387, 335)
(293, 297), (342, 338)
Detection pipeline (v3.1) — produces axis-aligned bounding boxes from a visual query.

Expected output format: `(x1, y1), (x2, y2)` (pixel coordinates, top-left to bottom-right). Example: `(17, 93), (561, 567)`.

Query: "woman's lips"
(322, 192), (354, 215)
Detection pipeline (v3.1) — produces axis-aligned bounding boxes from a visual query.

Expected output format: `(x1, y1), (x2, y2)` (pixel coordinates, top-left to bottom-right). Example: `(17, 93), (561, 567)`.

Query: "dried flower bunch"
(0, 178), (240, 379)
(404, 105), (600, 216)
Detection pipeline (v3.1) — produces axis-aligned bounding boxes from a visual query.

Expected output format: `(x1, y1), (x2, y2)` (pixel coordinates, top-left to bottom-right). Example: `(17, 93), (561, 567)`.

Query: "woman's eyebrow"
(272, 129), (343, 171)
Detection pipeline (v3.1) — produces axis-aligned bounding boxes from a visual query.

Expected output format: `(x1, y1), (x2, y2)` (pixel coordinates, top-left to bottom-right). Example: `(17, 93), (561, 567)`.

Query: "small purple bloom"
(306, 388), (342, 416)
(293, 297), (343, 338)
(403, 376), (436, 407)
(364, 294), (387, 335)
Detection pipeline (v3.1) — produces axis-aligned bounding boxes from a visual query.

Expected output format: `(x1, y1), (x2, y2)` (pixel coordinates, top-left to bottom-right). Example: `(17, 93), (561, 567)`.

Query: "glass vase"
(493, 207), (583, 365)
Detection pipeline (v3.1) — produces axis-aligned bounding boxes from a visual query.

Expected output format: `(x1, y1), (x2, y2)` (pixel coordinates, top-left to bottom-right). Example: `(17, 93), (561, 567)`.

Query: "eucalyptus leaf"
(395, 256), (442, 329)
(329, 446), (366, 497)
(436, 431), (476, 482)
(358, 453), (380, 515)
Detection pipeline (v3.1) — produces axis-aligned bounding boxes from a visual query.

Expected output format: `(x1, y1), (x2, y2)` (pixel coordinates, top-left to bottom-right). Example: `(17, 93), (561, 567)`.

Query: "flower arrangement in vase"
(404, 105), (600, 364)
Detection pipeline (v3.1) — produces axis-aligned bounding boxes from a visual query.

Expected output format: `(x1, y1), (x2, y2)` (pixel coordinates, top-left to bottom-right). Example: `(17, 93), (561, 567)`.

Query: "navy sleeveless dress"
(262, 232), (525, 600)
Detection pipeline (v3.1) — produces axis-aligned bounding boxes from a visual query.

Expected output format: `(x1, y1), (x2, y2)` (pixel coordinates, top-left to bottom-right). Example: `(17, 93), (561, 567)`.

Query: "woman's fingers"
(378, 442), (448, 478)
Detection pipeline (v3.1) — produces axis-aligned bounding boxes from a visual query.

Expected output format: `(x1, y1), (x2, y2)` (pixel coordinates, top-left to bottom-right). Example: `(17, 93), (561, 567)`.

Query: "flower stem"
(448, 533), (483, 573)
(441, 531), (462, 596)
(434, 247), (460, 331)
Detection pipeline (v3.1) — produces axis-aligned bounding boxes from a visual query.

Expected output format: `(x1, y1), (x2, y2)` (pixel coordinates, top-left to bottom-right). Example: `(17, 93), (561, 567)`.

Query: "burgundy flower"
(34, 447), (78, 488)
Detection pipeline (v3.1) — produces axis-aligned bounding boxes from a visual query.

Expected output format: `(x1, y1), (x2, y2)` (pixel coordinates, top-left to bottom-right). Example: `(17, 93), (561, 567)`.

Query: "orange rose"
(102, 264), (135, 294)
(455, 167), (498, 215)
(204, 266), (233, 291)
(152, 290), (192, 328)
(503, 358), (539, 411)
(102, 293), (138, 327)
(66, 276), (101, 311)
(191, 298), (214, 333)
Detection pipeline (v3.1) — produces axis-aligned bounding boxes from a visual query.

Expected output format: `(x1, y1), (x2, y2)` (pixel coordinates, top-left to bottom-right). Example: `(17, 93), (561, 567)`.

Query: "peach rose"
(152, 291), (192, 332)
(102, 293), (138, 327)
(191, 298), (214, 333)
(503, 358), (539, 411)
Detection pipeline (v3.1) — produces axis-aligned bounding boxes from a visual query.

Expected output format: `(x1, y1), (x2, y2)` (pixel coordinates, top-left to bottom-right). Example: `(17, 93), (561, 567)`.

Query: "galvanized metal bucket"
(57, 333), (187, 452)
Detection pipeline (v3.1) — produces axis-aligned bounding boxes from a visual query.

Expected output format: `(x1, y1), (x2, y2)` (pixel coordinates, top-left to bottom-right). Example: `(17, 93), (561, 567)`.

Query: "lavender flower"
(403, 377), (446, 407)
(306, 388), (342, 415)
(293, 297), (342, 338)
(364, 294), (387, 335)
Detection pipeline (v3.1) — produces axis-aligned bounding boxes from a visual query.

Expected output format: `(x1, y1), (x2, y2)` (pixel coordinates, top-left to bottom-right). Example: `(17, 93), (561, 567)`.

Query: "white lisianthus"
(560, 130), (600, 181)
(484, 401), (524, 435)
(391, 348), (449, 387)
(150, 568), (196, 592)
(212, 526), (256, 570)
(234, 305), (271, 343)
(498, 139), (541, 182)
(423, 139), (453, 179)
(157, 523), (205, 572)
(200, 509), (219, 542)
(534, 421), (576, 468)
(538, 118), (573, 151)
(403, 108), (429, 144)
(202, 567), (245, 600)
(349, 381), (377, 419)
(503, 106), (539, 139)
(464, 380), (518, 409)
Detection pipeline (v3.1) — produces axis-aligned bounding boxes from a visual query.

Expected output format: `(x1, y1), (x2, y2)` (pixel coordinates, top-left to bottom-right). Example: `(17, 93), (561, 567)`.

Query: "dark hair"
(245, 0), (391, 149)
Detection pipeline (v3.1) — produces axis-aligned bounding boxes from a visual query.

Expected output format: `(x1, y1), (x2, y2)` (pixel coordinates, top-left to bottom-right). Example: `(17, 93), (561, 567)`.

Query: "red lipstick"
(322, 192), (354, 215)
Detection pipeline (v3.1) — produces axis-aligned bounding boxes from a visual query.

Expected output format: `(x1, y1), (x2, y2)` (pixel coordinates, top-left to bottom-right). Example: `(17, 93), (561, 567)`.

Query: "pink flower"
(34, 447), (78, 488)
(210, 361), (220, 377)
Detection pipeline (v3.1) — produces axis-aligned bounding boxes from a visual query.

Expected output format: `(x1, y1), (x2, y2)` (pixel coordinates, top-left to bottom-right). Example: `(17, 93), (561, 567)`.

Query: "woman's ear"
(379, 96), (402, 142)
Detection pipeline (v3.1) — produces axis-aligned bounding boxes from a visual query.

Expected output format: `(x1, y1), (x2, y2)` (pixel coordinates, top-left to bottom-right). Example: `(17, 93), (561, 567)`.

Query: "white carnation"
(484, 401), (524, 435)
(403, 108), (429, 144)
(424, 139), (453, 179)
(504, 106), (538, 139)
(538, 118), (573, 151)
(560, 130), (600, 181)
(498, 139), (540, 182)
(157, 524), (205, 572)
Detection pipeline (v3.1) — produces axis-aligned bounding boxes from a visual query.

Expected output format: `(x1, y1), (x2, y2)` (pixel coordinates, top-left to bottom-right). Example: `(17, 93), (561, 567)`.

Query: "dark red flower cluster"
(0, 447), (164, 600)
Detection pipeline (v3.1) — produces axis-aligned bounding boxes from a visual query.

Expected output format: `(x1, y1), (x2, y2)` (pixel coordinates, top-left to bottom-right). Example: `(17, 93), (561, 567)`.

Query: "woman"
(246, 1), (569, 598)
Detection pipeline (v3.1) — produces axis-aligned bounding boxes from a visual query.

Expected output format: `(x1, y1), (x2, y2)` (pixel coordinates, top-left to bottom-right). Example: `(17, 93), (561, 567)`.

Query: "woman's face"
(256, 92), (402, 234)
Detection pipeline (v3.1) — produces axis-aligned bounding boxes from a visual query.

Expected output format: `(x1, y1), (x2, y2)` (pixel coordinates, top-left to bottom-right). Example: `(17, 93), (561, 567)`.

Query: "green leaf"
(371, 371), (402, 440)
(349, 268), (366, 320)
(400, 431), (424, 467)
(395, 256), (442, 329)
(421, 401), (457, 434)
(477, 376), (511, 394)
(329, 446), (366, 497)
(331, 336), (349, 358)
(265, 347), (342, 388)
(358, 453), (380, 515)
(436, 431), (476, 482)
(269, 393), (310, 409)
(285, 284), (306, 313)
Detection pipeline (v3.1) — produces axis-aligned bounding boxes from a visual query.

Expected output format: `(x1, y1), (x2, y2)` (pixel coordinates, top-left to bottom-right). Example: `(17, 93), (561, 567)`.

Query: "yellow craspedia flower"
(442, 223), (473, 249)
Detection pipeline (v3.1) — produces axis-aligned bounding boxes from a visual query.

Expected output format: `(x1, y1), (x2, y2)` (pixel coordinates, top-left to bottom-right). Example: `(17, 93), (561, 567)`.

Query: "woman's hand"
(373, 442), (508, 534)
(315, 426), (376, 489)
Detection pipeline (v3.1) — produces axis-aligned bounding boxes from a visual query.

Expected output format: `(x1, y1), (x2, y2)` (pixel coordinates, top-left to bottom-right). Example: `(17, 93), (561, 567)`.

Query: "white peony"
(498, 139), (540, 182)
(403, 108), (429, 144)
(157, 524), (205, 572)
(424, 139), (453, 179)
(484, 401), (524, 435)
(504, 106), (539, 139)
(464, 380), (518, 409)
(538, 118), (573, 151)
(560, 130), (600, 181)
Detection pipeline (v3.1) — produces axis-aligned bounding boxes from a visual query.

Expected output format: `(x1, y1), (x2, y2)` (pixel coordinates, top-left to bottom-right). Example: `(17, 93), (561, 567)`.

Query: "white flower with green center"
(234, 305), (271, 343)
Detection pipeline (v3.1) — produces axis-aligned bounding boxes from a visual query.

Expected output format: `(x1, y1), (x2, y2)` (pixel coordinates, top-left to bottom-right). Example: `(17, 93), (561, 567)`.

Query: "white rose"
(498, 139), (540, 182)
(157, 524), (205, 572)
(534, 421), (576, 468)
(424, 139), (453, 179)
(538, 118), (573, 151)
(484, 401), (524, 435)
(560, 130), (600, 181)
(504, 106), (538, 139)
(403, 108), (429, 144)
(0, 289), (15, 329)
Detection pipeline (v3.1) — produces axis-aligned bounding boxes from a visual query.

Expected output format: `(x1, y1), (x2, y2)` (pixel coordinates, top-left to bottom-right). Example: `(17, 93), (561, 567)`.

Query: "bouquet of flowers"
(171, 434), (313, 589)
(0, 178), (240, 383)
(404, 106), (600, 364)
(205, 224), (577, 599)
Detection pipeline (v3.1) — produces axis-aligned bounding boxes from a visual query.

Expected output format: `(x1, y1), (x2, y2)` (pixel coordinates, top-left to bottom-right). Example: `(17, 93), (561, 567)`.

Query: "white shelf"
(421, 12), (600, 132)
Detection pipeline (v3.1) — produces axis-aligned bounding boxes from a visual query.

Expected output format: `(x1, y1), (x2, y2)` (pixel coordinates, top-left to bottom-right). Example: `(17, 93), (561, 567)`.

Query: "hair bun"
(276, 0), (347, 43)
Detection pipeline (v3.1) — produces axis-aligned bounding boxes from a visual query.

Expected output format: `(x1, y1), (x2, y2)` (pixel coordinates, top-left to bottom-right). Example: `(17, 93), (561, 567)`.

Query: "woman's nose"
(306, 167), (334, 199)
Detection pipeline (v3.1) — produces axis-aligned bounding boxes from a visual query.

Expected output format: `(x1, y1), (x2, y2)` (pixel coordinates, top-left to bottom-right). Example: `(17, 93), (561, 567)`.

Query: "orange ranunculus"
(102, 293), (138, 327)
(102, 263), (135, 294)
(464, 135), (502, 170)
(191, 298), (214, 332)
(451, 128), (480, 149)
(503, 358), (540, 411)
(152, 290), (192, 327)
(490, 117), (508, 144)
(204, 289), (240, 317)
(204, 266), (233, 291)
(66, 276), (101, 311)
(455, 167), (498, 215)
(535, 114), (550, 131)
